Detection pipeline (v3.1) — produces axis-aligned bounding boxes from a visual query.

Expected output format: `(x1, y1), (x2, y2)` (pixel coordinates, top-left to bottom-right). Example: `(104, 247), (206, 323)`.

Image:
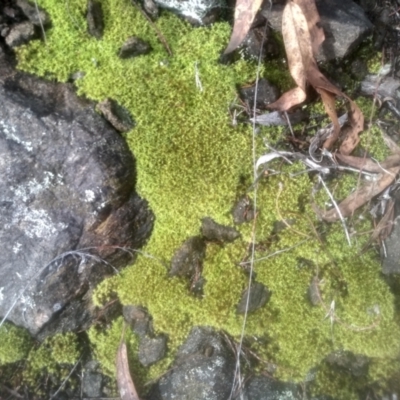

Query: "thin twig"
(34, 0), (47, 44)
(318, 174), (352, 246)
(50, 356), (82, 399)
(130, 0), (172, 56)
(228, 20), (268, 400)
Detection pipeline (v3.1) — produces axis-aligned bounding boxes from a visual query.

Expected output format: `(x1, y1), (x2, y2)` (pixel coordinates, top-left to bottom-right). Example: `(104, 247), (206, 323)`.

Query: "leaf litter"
(225, 0), (400, 228)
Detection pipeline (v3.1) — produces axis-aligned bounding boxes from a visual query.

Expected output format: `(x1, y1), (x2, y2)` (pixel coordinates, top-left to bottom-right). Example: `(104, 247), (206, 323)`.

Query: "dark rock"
(232, 196), (255, 224)
(350, 59), (368, 80)
(87, 0), (104, 40)
(15, 0), (50, 27)
(3, 5), (21, 20)
(153, 0), (224, 25)
(239, 79), (280, 110)
(326, 350), (369, 377)
(251, 110), (308, 127)
(123, 304), (152, 337)
(143, 0), (159, 19)
(5, 21), (35, 47)
(96, 98), (135, 132)
(236, 282), (271, 314)
(261, 0), (373, 61)
(201, 217), (240, 243)
(242, 375), (301, 400)
(308, 277), (321, 306)
(139, 335), (168, 367)
(118, 36), (152, 59)
(149, 326), (235, 400)
(82, 360), (103, 398)
(0, 52), (153, 337)
(383, 218), (400, 275)
(361, 75), (400, 108)
(170, 236), (206, 278)
(241, 25), (280, 62)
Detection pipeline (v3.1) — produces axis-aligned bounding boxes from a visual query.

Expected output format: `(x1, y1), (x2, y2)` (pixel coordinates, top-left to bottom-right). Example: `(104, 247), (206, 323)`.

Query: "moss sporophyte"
(9, 0), (400, 395)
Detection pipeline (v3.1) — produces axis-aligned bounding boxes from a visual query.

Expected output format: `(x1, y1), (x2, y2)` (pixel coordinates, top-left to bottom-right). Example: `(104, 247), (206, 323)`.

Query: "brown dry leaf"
(316, 166), (400, 222)
(224, 0), (264, 54)
(336, 153), (400, 173)
(116, 341), (140, 400)
(267, 0), (364, 154)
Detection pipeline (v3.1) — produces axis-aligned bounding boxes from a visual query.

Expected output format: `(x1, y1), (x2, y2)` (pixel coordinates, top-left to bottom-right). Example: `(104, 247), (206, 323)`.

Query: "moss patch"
(0, 323), (32, 365)
(13, 0), (400, 394)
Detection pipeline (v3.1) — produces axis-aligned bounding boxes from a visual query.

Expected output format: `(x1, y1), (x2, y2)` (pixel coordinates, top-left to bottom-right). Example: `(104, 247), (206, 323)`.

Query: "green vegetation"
(0, 323), (32, 365)
(10, 0), (400, 396)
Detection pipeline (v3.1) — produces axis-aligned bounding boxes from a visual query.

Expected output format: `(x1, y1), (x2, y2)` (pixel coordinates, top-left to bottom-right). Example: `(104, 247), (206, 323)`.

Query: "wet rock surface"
(261, 0), (373, 61)
(147, 326), (235, 400)
(0, 50), (153, 337)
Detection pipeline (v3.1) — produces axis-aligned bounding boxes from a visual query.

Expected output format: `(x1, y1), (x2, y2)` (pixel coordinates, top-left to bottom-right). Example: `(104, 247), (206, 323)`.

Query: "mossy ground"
(9, 0), (400, 397)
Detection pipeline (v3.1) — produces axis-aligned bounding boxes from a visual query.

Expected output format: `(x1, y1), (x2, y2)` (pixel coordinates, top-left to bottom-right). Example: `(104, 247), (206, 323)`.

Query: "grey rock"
(5, 21), (35, 47)
(82, 360), (103, 398)
(242, 375), (301, 400)
(143, 0), (159, 19)
(239, 78), (280, 110)
(236, 282), (271, 314)
(308, 277), (321, 306)
(123, 304), (152, 337)
(383, 215), (400, 275)
(232, 196), (255, 225)
(0, 52), (153, 337)
(326, 350), (369, 377)
(96, 98), (135, 133)
(201, 217), (240, 243)
(118, 37), (152, 59)
(153, 0), (224, 25)
(261, 0), (373, 61)
(361, 75), (400, 109)
(170, 236), (206, 278)
(15, 0), (50, 27)
(150, 326), (235, 400)
(139, 335), (167, 367)
(87, 0), (104, 40)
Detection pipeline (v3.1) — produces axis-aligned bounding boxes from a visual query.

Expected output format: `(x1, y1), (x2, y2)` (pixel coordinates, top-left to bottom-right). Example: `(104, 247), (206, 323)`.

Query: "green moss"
(23, 332), (80, 386)
(366, 52), (383, 75)
(0, 323), (32, 365)
(16, 0), (400, 390)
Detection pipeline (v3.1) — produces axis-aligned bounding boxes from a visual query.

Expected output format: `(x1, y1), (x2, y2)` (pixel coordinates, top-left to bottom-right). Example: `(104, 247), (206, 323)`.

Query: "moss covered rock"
(13, 0), (400, 395)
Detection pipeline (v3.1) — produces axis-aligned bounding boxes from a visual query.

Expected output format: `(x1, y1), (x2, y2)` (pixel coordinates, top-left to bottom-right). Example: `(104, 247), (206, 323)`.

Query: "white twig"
(50, 356), (82, 399)
(34, 0), (47, 44)
(194, 61), (203, 92)
(229, 21), (268, 400)
(318, 175), (351, 246)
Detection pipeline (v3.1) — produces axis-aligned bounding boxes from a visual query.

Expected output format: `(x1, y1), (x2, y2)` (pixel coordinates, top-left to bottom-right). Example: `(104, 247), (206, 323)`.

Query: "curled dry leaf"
(116, 341), (140, 400)
(267, 0), (364, 155)
(224, 0), (264, 54)
(315, 166), (400, 222)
